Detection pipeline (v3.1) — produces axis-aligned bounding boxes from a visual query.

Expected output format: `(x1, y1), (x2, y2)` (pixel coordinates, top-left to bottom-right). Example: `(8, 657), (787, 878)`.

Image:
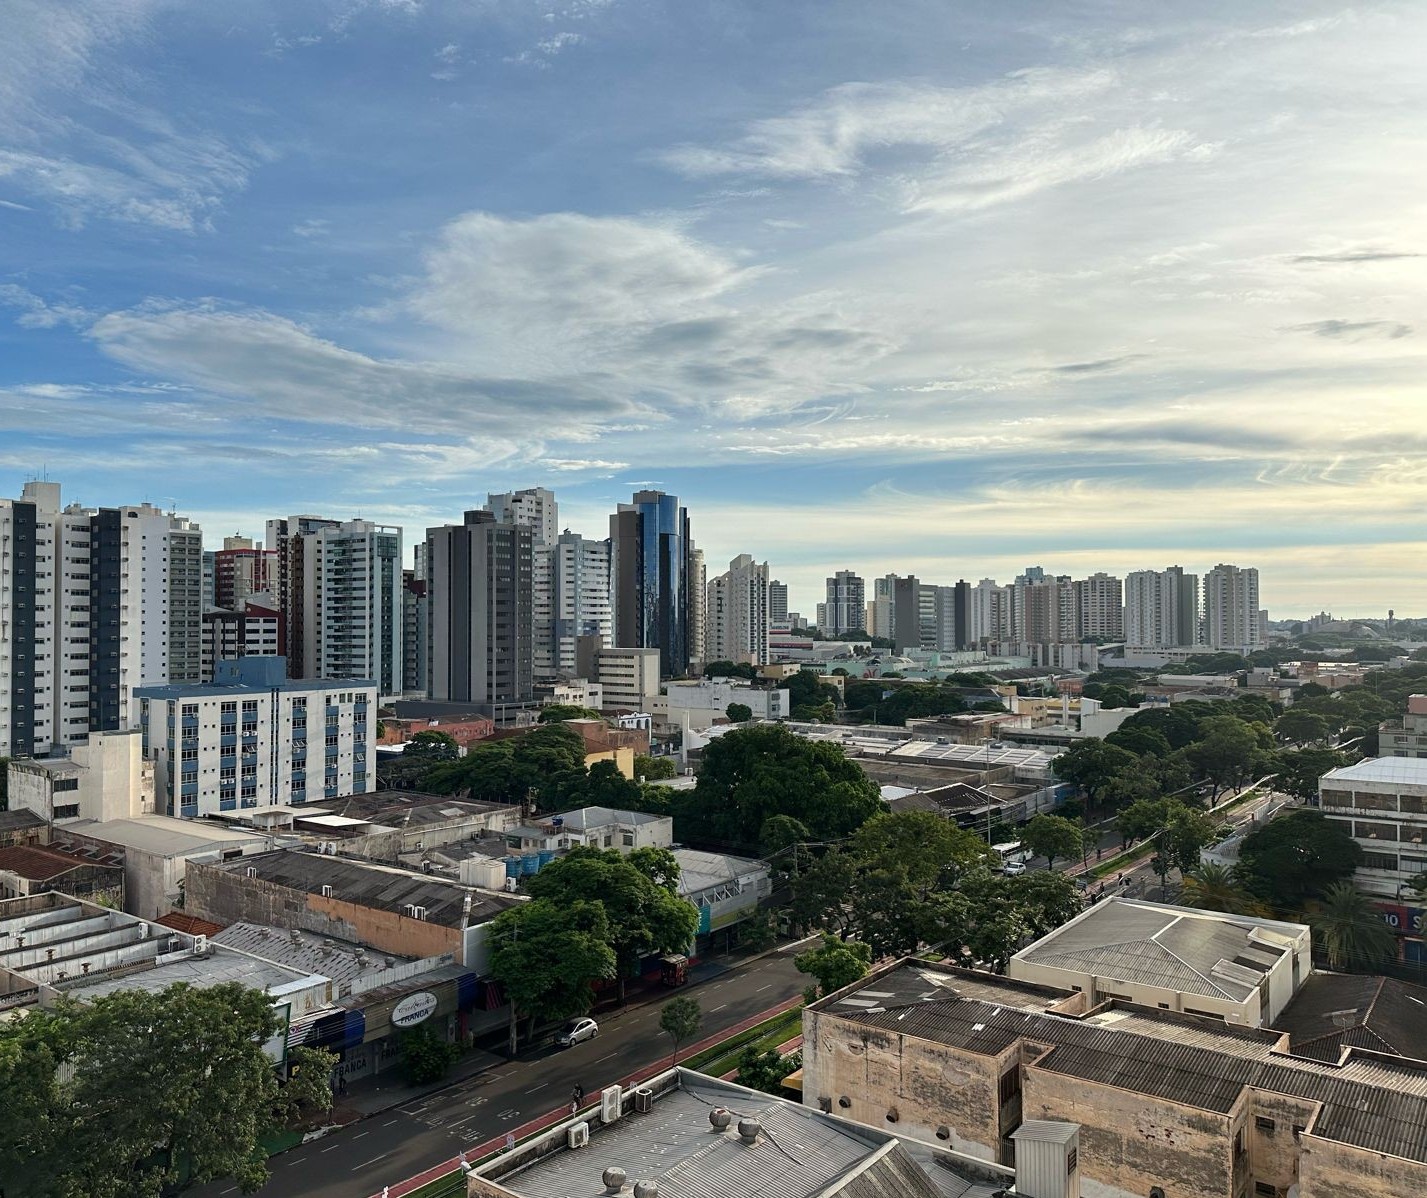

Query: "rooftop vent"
(709, 1108), (732, 1131)
(320, 884), (334, 898)
(736, 1118), (761, 1145)
(602, 1166), (627, 1194)
(633, 1182), (659, 1198)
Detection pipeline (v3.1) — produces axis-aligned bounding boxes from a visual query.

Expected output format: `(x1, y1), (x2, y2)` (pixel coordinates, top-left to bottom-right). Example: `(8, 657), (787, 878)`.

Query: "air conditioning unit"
(566, 1121), (590, 1149)
(600, 1085), (622, 1125)
(503, 877), (519, 893)
(190, 934), (209, 957)
(633, 1087), (654, 1114)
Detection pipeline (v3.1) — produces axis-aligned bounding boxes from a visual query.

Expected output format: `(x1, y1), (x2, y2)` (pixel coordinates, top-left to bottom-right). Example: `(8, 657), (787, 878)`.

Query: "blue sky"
(2, 0), (1424, 617)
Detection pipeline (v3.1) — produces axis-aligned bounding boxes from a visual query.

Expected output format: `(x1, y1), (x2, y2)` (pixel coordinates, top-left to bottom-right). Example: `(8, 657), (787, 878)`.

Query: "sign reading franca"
(391, 991), (439, 1028)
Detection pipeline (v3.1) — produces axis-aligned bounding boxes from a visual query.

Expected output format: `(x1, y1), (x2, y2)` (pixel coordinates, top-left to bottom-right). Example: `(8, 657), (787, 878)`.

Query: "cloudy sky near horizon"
(2, 0), (1424, 617)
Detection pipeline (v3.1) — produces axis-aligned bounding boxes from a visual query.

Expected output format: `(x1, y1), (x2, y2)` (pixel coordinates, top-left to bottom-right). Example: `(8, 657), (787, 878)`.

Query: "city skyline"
(4, 2), (1425, 615)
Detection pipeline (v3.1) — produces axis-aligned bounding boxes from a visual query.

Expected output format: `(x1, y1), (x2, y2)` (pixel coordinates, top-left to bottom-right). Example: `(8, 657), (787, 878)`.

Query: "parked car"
(558, 1017), (599, 1047)
(1002, 860), (1027, 877)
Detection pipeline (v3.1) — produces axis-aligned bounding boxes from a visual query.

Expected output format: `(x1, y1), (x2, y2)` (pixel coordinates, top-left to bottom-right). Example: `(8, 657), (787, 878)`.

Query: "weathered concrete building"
(803, 959), (1427, 1198)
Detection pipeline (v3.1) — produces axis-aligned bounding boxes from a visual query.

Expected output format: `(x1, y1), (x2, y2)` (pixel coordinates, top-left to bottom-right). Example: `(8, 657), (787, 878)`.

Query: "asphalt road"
(194, 948), (808, 1198)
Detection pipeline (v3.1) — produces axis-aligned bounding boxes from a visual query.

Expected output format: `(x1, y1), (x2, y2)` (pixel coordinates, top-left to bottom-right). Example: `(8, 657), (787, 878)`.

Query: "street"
(192, 947), (808, 1198)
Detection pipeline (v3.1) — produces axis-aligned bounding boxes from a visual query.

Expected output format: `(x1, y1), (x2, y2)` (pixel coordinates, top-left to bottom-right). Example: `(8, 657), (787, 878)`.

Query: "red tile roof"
(0, 844), (103, 882)
(153, 911), (225, 937)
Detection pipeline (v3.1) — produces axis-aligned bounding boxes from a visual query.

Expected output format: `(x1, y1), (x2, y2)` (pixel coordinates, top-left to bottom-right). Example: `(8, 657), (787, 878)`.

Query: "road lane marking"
(352, 1154), (389, 1171)
(526, 1082), (547, 1093)
(321, 1143), (342, 1153)
(710, 1004), (727, 1012)
(596, 1052), (617, 1062)
(382, 1118), (400, 1126)
(350, 1130), (368, 1140)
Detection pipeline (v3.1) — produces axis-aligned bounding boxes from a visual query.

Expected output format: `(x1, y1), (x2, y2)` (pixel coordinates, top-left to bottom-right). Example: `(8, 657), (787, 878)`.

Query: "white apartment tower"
(1073, 573), (1124, 640)
(1, 481), (202, 758)
(823, 570), (866, 635)
(687, 546), (707, 669)
(486, 488), (558, 681)
(267, 517), (403, 694)
(137, 656), (376, 817)
(706, 554), (771, 666)
(968, 579), (1012, 643)
(1123, 566), (1200, 647)
(1203, 563), (1263, 651)
(551, 530), (612, 675)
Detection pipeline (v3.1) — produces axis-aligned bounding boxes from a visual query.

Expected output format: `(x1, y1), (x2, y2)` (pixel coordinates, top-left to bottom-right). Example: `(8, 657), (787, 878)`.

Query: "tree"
(488, 898), (618, 1056)
(673, 724), (881, 851)
(422, 721), (587, 807)
(795, 934), (873, 1000)
(788, 848), (858, 938)
(1274, 749), (1346, 802)
(705, 660), (758, 680)
(1158, 803), (1217, 882)
(759, 813), (812, 858)
(635, 754), (677, 781)
(0, 981), (334, 1198)
(539, 703), (603, 723)
(1274, 710), (1330, 746)
(1020, 814), (1083, 870)
(850, 810), (990, 894)
(1188, 715), (1266, 802)
(659, 996), (703, 1065)
(725, 702), (754, 723)
(1237, 809), (1362, 914)
(737, 1046), (802, 1095)
(1052, 738), (1139, 806)
(1311, 881), (1397, 971)
(403, 729), (458, 760)
(524, 847), (699, 1002)
(1007, 870), (1082, 940)
(1099, 769), (1163, 815)
(1180, 864), (1268, 916)
(401, 1022), (458, 1084)
(783, 669), (844, 721)
(1105, 723), (1171, 757)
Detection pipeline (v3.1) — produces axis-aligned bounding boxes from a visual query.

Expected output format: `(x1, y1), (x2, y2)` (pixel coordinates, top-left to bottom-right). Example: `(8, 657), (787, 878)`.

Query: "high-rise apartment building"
(1203, 563), (1263, 651)
(1123, 566), (1200, 647)
(767, 580), (789, 625)
(968, 578), (1011, 643)
(1072, 572), (1124, 640)
(609, 490), (694, 679)
(1017, 575), (1075, 643)
(869, 574), (899, 640)
(706, 554), (771, 666)
(687, 547), (706, 669)
(267, 517), (403, 693)
(822, 570), (865, 635)
(212, 536), (277, 612)
(1, 482), (202, 758)
(486, 488), (557, 681)
(551, 531), (611, 675)
(426, 511), (534, 714)
(137, 656), (376, 817)
(932, 582), (970, 651)
(201, 597), (282, 683)
(892, 575), (924, 654)
(401, 562), (428, 695)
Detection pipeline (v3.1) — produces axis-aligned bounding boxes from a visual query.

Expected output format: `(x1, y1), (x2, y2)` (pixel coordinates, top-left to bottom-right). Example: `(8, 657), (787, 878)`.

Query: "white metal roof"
(1323, 757), (1427, 786)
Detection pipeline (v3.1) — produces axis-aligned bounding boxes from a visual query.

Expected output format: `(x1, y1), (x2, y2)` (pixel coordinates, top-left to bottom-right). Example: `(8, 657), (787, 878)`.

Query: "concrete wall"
(184, 862), (462, 963)
(1023, 1064), (1234, 1198)
(801, 1008), (1006, 1162)
(1298, 1132), (1427, 1198)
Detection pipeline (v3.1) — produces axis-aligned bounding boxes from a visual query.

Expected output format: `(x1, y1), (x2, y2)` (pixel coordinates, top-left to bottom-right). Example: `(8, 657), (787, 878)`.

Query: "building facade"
(136, 656), (377, 817)
(609, 490), (694, 679)
(550, 531), (611, 675)
(1318, 756), (1427, 899)
(1381, 695), (1427, 758)
(426, 511), (535, 716)
(202, 596), (283, 682)
(823, 570), (866, 635)
(1203, 563), (1263, 651)
(486, 489), (557, 681)
(706, 553), (771, 666)
(212, 537), (277, 611)
(1, 481), (202, 758)
(1072, 573), (1123, 640)
(1124, 566), (1200, 648)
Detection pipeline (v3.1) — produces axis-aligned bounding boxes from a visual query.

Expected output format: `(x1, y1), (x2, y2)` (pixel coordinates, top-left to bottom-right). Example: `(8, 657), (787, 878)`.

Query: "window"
(1066, 1148), (1077, 1175)
(1255, 1184), (1277, 1197)
(1292, 1124), (1306, 1140)
(53, 777), (79, 793)
(1234, 1129), (1245, 1159)
(54, 803), (80, 820)
(1255, 1116), (1276, 1133)
(622, 832), (635, 848)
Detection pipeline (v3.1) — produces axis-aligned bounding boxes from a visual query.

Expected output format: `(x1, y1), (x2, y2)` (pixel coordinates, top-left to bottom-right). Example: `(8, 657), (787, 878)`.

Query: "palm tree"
(1310, 882), (1397, 972)
(1179, 863), (1270, 917)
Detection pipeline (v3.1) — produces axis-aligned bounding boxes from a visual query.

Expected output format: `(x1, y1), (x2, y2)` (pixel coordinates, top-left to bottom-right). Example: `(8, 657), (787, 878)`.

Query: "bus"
(991, 841), (1030, 870)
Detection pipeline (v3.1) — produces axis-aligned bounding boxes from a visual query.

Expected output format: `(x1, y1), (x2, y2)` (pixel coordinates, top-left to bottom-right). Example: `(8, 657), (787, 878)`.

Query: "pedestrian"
(571, 1100), (579, 1117)
(574, 1082), (585, 1104)
(339, 1075), (348, 1098)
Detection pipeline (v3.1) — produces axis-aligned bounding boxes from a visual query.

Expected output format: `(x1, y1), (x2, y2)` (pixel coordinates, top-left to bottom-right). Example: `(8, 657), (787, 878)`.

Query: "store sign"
(391, 991), (439, 1028)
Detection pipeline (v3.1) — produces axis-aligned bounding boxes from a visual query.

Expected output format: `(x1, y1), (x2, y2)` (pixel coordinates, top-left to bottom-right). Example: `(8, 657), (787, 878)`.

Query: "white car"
(558, 1017), (599, 1047)
(1002, 860), (1028, 876)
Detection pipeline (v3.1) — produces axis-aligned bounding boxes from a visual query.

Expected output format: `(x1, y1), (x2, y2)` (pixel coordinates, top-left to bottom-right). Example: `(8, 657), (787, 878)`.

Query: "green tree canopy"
(1274, 709), (1331, 746)
(1274, 748), (1346, 802)
(1052, 738), (1139, 804)
(524, 846), (699, 1001)
(705, 660), (758, 680)
(725, 702), (754, 723)
(488, 898), (618, 1055)
(1238, 809), (1362, 914)
(659, 996), (703, 1065)
(635, 754), (677, 781)
(538, 703), (603, 723)
(402, 729), (459, 759)
(1311, 881), (1397, 971)
(674, 724), (881, 851)
(421, 721), (587, 808)
(794, 933), (873, 1000)
(1188, 714), (1274, 801)
(1020, 813), (1083, 869)
(0, 981), (334, 1198)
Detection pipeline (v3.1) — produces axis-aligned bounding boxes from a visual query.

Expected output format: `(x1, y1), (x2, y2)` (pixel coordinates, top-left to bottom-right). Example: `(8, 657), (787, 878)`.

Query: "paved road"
(194, 948), (808, 1198)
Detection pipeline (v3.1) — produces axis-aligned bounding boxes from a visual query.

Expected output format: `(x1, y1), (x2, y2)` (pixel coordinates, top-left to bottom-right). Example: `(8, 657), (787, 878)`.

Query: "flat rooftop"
(63, 814), (279, 857)
(1011, 896), (1305, 1004)
(212, 849), (524, 926)
(817, 960), (1427, 1163)
(478, 1070), (1007, 1198)
(1323, 756), (1427, 786)
(212, 921), (416, 983)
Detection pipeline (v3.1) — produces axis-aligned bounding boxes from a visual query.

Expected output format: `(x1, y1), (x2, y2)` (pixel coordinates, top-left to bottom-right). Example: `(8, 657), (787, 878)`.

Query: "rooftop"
(475, 1069), (1008, 1198)
(1010, 896), (1305, 1003)
(64, 814), (279, 857)
(816, 960), (1427, 1163)
(212, 849), (523, 926)
(1274, 972), (1427, 1063)
(212, 921), (415, 983)
(1322, 756), (1427, 786)
(8, 755), (81, 776)
(313, 790), (517, 829)
(0, 809), (47, 834)
(672, 848), (767, 897)
(555, 806), (671, 831)
(0, 843), (122, 881)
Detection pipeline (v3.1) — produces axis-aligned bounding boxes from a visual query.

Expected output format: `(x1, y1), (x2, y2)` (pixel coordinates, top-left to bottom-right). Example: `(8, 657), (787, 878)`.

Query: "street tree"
(850, 810), (990, 894)
(1020, 813), (1083, 870)
(1311, 881), (1397, 971)
(725, 702), (754, 723)
(1052, 738), (1139, 806)
(400, 1023), (458, 1084)
(788, 848), (858, 938)
(1007, 870), (1082, 940)
(737, 1047), (802, 1095)
(635, 754), (677, 781)
(1180, 863), (1269, 916)
(1237, 809), (1362, 914)
(402, 729), (459, 760)
(1189, 715), (1269, 801)
(488, 899), (618, 1056)
(674, 724), (881, 851)
(659, 996), (703, 1065)
(524, 847), (699, 1002)
(1274, 749), (1346, 802)
(1274, 710), (1331, 746)
(795, 933), (873, 1000)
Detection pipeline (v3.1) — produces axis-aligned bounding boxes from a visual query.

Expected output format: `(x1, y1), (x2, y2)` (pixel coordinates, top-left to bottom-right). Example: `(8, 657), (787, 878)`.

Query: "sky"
(2, 1), (1424, 618)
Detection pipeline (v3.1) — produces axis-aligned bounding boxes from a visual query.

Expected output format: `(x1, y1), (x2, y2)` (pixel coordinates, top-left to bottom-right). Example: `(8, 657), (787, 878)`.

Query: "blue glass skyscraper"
(610, 490), (693, 679)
